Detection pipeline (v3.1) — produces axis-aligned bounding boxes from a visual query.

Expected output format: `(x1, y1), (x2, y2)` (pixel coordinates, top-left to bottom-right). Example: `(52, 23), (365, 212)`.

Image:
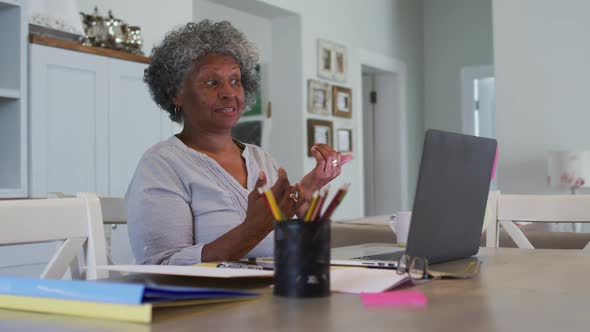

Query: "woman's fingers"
(338, 153), (354, 166)
(313, 143), (341, 175)
(248, 171), (267, 202)
(272, 168), (291, 197)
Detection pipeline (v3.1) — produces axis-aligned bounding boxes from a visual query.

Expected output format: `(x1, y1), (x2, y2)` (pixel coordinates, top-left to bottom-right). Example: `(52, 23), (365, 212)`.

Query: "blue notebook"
(0, 276), (259, 305)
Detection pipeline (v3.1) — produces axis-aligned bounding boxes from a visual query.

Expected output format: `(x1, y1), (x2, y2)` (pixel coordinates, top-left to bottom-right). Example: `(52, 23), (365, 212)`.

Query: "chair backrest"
(498, 194), (590, 222)
(50, 192), (126, 225)
(0, 193), (109, 280)
(488, 194), (590, 249)
(100, 197), (127, 225)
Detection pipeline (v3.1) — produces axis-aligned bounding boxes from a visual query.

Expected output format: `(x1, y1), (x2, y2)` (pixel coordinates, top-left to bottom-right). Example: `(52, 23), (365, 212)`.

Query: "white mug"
(389, 211), (412, 247)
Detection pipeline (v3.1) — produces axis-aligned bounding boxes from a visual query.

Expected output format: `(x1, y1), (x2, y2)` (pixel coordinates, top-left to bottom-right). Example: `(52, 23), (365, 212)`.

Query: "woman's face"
(175, 53), (245, 133)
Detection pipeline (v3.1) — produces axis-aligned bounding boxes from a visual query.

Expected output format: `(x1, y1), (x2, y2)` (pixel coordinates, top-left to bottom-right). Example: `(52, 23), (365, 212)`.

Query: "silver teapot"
(80, 8), (132, 51)
(122, 25), (143, 54)
(104, 10), (126, 49)
(80, 7), (107, 47)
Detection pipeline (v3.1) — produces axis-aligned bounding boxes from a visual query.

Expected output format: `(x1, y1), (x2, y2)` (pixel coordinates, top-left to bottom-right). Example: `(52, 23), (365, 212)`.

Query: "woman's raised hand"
(299, 143), (353, 200)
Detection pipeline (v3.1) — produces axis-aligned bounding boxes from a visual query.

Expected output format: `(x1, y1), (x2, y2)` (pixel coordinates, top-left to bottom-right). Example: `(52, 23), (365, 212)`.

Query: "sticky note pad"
(360, 290), (428, 307)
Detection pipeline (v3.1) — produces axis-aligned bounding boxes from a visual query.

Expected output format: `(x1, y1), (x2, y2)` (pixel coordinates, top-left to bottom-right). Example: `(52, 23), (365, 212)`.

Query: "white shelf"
(0, 0), (19, 10)
(0, 88), (20, 99)
(0, 0), (27, 198)
(0, 188), (27, 199)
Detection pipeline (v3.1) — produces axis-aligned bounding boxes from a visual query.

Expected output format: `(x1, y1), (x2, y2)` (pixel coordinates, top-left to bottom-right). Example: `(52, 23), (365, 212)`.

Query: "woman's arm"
(126, 154), (204, 265)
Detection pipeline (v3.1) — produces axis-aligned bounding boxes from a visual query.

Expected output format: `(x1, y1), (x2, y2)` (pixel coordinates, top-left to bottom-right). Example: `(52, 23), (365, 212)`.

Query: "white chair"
(49, 193), (127, 266)
(486, 194), (590, 250)
(0, 192), (109, 280)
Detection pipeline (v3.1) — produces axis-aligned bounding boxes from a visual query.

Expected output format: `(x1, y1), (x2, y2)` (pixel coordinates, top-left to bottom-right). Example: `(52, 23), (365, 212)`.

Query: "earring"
(173, 105), (182, 116)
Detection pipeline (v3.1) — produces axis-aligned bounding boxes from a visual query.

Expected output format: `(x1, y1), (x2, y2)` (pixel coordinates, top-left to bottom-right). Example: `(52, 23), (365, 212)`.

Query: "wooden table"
(1, 247), (590, 331)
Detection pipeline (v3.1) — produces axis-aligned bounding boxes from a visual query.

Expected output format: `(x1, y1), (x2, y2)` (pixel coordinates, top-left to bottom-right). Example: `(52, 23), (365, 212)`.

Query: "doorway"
(361, 62), (406, 217)
(461, 65), (495, 139)
(461, 65), (496, 188)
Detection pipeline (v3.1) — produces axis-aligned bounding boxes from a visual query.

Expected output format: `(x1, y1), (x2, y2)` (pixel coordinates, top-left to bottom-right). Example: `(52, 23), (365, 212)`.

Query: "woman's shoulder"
(241, 142), (273, 161)
(142, 137), (178, 157)
(138, 136), (190, 167)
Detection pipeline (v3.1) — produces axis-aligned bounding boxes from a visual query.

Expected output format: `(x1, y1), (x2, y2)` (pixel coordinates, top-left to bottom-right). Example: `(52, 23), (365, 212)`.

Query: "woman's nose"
(218, 82), (235, 99)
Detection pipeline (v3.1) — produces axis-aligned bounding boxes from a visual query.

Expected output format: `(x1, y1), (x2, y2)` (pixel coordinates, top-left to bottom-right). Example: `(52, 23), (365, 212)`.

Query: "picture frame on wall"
(337, 128), (353, 153)
(307, 119), (333, 156)
(242, 64), (262, 116)
(317, 39), (334, 80)
(307, 79), (332, 116)
(317, 39), (347, 83)
(231, 120), (263, 147)
(332, 43), (347, 83)
(332, 85), (352, 118)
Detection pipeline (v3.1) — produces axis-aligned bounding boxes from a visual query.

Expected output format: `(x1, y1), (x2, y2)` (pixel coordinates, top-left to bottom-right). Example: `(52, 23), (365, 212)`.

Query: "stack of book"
(0, 276), (261, 323)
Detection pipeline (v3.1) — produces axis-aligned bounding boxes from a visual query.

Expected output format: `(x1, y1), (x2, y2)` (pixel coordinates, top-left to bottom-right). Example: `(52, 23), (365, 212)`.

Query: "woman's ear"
(172, 94), (181, 108)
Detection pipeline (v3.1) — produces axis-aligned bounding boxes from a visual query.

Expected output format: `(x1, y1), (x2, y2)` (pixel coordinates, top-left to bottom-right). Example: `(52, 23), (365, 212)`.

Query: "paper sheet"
(96, 265), (273, 278)
(330, 267), (409, 294)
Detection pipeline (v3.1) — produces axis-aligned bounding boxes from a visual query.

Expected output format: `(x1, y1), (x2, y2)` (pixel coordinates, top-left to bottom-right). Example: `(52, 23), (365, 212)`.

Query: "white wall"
(77, 0), (193, 54)
(493, 0), (590, 194)
(198, 0), (424, 218)
(423, 0), (493, 133)
(193, 1), (272, 63)
(302, 0), (424, 218)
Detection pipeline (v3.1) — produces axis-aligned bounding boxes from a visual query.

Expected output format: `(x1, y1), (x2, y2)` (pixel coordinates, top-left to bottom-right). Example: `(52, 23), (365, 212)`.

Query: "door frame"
(461, 65), (494, 135)
(358, 49), (408, 216)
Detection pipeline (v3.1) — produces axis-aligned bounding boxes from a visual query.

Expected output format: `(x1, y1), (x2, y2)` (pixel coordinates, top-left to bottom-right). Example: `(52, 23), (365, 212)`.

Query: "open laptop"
(331, 129), (497, 268)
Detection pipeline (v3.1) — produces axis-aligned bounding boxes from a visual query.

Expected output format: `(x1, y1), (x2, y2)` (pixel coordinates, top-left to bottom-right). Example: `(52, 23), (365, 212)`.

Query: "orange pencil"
(320, 183), (350, 221)
(310, 186), (330, 222)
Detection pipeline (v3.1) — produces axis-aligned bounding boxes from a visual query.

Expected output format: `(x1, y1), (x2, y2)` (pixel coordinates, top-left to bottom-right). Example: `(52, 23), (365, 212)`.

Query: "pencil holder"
(273, 219), (331, 298)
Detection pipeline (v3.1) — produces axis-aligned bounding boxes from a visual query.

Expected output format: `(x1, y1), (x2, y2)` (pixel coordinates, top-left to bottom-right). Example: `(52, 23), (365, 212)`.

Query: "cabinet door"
(29, 45), (109, 197)
(108, 58), (167, 197)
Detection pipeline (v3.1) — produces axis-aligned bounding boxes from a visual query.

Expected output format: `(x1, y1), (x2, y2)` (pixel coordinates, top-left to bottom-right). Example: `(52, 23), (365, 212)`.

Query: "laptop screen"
(406, 129), (497, 264)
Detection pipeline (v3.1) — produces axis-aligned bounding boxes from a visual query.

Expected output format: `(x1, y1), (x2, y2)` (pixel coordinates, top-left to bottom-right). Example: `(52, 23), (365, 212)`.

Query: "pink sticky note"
(360, 290), (428, 307)
(491, 147), (499, 181)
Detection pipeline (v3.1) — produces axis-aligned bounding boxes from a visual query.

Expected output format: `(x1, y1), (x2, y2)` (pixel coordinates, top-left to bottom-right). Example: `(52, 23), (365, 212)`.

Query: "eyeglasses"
(396, 254), (429, 280)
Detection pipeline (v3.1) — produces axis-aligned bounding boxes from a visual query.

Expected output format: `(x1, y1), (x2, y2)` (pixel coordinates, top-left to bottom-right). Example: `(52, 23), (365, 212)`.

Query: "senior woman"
(126, 20), (353, 265)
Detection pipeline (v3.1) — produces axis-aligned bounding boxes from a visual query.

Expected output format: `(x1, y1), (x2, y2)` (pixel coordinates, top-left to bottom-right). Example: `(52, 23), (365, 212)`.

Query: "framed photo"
(317, 39), (347, 83)
(317, 39), (334, 80)
(231, 120), (263, 147)
(337, 128), (353, 153)
(242, 64), (262, 116)
(332, 85), (352, 118)
(332, 43), (347, 83)
(307, 79), (332, 115)
(307, 119), (333, 156)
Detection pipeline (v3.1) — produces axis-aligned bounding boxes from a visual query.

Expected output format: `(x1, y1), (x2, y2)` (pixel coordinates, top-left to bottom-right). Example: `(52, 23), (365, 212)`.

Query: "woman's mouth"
(215, 106), (237, 114)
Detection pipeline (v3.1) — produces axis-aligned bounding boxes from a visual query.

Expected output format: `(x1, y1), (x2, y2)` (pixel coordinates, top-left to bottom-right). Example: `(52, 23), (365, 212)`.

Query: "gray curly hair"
(144, 20), (260, 123)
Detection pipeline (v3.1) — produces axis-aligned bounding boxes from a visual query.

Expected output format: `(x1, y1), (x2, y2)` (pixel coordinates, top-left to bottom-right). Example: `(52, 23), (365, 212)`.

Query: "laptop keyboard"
(355, 251), (404, 261)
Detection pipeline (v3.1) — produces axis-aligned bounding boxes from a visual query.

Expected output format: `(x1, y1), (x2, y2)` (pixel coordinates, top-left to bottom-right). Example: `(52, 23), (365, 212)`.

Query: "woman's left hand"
(299, 143), (353, 201)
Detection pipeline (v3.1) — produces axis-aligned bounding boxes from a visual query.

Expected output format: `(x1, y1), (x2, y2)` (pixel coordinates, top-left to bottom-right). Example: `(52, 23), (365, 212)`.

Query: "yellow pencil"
(303, 190), (320, 222)
(258, 187), (284, 221)
(261, 187), (286, 221)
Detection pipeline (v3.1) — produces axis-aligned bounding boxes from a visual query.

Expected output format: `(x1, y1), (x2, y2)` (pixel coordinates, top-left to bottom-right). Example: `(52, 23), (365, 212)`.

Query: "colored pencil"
(258, 187), (285, 221)
(320, 183), (351, 221)
(310, 186), (330, 222)
(303, 190), (320, 222)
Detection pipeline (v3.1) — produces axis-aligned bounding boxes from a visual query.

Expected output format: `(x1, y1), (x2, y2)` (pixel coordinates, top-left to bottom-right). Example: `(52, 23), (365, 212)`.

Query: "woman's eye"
(205, 80), (217, 86)
(231, 79), (240, 86)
